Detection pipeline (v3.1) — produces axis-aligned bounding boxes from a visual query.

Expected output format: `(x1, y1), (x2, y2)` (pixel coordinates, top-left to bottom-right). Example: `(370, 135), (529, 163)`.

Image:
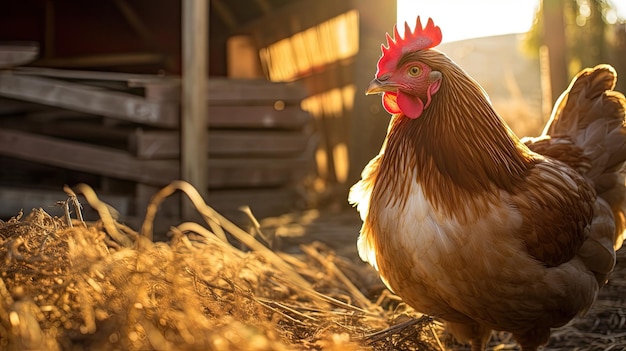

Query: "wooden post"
(542, 0), (568, 105)
(181, 0), (208, 218)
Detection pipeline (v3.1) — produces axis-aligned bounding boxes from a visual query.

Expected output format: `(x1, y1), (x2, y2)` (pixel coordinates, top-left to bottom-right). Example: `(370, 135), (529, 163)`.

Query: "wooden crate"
(0, 68), (316, 223)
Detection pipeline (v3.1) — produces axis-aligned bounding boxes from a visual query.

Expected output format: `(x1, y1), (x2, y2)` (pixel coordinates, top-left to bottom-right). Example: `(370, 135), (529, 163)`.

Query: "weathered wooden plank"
(129, 130), (180, 159)
(0, 129), (315, 188)
(14, 66), (167, 83)
(32, 52), (167, 69)
(14, 67), (308, 105)
(0, 186), (131, 220)
(130, 128), (313, 159)
(0, 116), (129, 147)
(0, 128), (178, 185)
(206, 128), (310, 157)
(0, 97), (46, 116)
(12, 68), (308, 105)
(14, 67), (181, 103)
(206, 157), (311, 188)
(205, 134), (317, 188)
(208, 105), (310, 129)
(0, 44), (38, 68)
(0, 110), (312, 158)
(1, 71), (309, 129)
(207, 79), (307, 104)
(0, 73), (179, 127)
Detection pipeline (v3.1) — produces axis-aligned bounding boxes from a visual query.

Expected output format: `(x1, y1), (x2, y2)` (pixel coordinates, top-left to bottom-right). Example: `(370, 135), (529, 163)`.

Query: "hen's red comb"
(377, 17), (442, 74)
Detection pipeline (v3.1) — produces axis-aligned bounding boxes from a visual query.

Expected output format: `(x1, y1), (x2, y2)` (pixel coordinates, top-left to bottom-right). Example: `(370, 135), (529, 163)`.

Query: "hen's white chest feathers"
(354, 177), (529, 295)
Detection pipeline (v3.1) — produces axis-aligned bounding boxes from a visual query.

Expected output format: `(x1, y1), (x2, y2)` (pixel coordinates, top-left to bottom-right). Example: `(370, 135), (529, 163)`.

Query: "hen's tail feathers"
(531, 64), (626, 256)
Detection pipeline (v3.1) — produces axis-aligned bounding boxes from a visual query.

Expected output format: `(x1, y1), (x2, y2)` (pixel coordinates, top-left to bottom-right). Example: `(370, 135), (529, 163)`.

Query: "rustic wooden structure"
(0, 0), (396, 223)
(0, 68), (315, 222)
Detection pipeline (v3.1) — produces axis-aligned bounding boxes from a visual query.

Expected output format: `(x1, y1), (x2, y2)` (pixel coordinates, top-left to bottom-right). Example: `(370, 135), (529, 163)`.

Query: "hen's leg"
(514, 328), (550, 351)
(446, 321), (491, 351)
(470, 339), (486, 351)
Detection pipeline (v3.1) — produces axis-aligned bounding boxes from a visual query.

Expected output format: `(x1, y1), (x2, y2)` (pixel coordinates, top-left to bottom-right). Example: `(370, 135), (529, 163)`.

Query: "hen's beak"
(366, 78), (397, 95)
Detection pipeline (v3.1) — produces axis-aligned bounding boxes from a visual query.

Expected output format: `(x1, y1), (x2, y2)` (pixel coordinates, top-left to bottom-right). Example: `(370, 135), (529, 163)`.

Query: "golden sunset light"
(397, 0), (625, 42)
(1, 1), (626, 350)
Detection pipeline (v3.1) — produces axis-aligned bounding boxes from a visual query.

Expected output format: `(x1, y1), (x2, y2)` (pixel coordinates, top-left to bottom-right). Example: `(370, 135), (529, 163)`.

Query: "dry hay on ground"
(0, 181), (443, 351)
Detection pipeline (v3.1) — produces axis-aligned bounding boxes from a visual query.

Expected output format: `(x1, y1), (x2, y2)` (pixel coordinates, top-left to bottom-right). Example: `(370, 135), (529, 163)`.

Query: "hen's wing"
(524, 64), (626, 284)
(513, 159), (595, 267)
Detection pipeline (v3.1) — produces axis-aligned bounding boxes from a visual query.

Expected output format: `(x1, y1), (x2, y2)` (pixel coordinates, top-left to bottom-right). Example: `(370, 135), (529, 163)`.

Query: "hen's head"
(368, 17), (443, 119)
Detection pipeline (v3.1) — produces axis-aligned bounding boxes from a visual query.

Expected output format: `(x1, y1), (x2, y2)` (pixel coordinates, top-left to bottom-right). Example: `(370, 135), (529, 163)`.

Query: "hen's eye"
(408, 66), (421, 77)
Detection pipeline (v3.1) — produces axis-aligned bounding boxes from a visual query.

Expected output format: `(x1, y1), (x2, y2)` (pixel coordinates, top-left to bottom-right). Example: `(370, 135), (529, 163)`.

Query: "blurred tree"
(524, 0), (626, 96)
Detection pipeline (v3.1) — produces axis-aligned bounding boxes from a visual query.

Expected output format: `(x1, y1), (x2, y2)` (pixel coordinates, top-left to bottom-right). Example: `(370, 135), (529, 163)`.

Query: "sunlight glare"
(397, 0), (540, 43)
(397, 0), (626, 42)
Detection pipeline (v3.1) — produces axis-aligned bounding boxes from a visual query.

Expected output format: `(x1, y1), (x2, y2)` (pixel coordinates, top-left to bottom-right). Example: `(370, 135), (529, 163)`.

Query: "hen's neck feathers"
(375, 50), (536, 219)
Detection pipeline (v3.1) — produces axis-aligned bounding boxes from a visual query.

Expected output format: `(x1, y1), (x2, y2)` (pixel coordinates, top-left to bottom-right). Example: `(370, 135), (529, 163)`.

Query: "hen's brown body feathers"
(350, 47), (626, 350)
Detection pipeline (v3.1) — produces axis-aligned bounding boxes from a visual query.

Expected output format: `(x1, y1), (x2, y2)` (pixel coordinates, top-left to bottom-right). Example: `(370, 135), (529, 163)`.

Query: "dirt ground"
(1, 182), (625, 350)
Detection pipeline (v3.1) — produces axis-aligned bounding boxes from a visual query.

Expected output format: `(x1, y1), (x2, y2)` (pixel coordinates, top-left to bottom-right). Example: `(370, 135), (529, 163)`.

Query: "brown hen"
(349, 17), (626, 351)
